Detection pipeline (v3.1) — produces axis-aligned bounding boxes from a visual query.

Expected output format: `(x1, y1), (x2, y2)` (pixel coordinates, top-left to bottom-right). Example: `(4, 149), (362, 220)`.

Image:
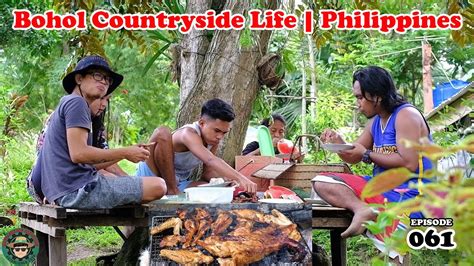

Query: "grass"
(67, 226), (123, 249)
(68, 257), (97, 265)
(314, 230), (379, 264)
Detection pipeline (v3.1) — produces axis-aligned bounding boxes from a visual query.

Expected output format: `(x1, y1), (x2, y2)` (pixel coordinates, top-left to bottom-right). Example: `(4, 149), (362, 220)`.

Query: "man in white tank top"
(136, 98), (257, 195)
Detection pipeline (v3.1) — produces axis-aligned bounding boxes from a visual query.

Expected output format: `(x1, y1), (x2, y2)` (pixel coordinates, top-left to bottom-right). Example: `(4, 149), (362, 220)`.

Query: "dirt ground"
(68, 244), (120, 263)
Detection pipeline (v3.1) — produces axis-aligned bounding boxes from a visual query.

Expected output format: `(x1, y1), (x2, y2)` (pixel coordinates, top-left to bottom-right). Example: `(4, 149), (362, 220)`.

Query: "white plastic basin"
(184, 187), (235, 203)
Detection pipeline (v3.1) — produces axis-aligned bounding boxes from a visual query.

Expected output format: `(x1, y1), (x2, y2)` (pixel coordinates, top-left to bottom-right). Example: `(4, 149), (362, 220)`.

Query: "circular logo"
(2, 228), (39, 264)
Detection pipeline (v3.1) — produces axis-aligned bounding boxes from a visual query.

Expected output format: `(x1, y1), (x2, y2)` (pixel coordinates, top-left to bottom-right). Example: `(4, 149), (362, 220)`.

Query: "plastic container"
(257, 125), (275, 156)
(432, 80), (469, 108)
(184, 187), (235, 203)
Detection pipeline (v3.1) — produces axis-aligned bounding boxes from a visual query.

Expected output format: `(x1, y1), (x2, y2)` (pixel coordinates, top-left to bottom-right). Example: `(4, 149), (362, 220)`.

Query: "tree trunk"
(177, 0), (280, 164)
(178, 0), (212, 102)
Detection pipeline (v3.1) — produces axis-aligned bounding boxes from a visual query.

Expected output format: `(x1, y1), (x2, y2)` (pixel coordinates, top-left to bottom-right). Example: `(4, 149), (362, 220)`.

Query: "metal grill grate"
(150, 215), (179, 265)
(148, 207), (312, 265)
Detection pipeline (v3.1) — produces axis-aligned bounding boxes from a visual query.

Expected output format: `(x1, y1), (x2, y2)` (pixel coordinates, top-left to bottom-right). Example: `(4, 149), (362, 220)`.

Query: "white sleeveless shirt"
(173, 122), (212, 181)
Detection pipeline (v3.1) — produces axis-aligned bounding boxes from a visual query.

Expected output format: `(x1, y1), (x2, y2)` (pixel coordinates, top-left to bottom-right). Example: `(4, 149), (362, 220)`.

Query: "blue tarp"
(432, 80), (470, 108)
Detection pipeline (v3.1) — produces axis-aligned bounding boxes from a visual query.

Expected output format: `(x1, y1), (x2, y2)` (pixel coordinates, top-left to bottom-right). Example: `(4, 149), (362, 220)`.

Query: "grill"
(148, 203), (312, 265)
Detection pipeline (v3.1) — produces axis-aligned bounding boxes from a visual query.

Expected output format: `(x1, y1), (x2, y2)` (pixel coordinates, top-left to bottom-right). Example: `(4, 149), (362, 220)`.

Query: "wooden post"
(330, 229), (347, 266)
(422, 41), (434, 113)
(36, 231), (49, 266)
(49, 236), (67, 266)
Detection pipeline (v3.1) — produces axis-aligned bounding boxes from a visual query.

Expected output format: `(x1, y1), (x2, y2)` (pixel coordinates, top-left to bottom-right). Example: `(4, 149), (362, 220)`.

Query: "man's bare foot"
(341, 207), (377, 238)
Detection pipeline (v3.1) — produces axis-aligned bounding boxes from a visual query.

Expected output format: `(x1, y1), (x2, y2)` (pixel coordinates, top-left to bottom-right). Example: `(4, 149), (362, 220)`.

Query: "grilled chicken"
(228, 218), (253, 237)
(217, 258), (236, 266)
(229, 209), (265, 223)
(159, 235), (184, 248)
(211, 212), (233, 235)
(197, 235), (276, 264)
(264, 209), (293, 226)
(182, 219), (197, 248)
(198, 224), (306, 264)
(159, 249), (214, 265)
(155, 208), (307, 264)
(177, 209), (187, 220)
(192, 217), (211, 246)
(150, 217), (182, 235)
(195, 208), (211, 220)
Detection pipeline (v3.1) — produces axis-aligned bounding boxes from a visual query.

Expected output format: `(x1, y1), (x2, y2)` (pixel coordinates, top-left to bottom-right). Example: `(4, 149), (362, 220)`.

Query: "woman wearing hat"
(35, 55), (166, 208)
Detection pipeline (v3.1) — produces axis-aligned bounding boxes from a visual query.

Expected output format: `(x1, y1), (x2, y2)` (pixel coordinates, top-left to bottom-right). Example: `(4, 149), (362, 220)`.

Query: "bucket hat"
(6, 236), (35, 248)
(62, 55), (123, 95)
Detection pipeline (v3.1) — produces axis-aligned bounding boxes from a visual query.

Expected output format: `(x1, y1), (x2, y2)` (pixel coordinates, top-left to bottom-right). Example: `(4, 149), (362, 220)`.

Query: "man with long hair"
(313, 66), (432, 238)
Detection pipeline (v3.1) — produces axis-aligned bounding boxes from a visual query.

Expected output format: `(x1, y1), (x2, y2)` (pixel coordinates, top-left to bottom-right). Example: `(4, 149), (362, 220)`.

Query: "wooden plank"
(47, 216), (148, 227)
(64, 205), (148, 217)
(49, 235), (67, 266)
(236, 156), (285, 191)
(19, 202), (67, 219)
(312, 206), (351, 212)
(276, 164), (351, 174)
(252, 163), (295, 179)
(66, 209), (110, 215)
(312, 217), (351, 228)
(273, 179), (312, 190)
(19, 218), (65, 237)
(330, 229), (347, 266)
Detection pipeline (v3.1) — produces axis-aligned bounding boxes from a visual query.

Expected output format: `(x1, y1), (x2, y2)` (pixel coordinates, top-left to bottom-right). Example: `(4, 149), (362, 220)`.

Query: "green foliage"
(0, 226), (17, 240)
(0, 133), (36, 209)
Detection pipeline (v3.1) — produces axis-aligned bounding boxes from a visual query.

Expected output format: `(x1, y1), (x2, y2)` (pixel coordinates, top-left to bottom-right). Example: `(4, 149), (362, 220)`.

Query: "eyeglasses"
(87, 72), (113, 85)
(14, 247), (27, 252)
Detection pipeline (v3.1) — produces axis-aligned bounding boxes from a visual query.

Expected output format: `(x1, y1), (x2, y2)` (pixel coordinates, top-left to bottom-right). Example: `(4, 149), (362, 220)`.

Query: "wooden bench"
(18, 202), (148, 266)
(312, 205), (353, 266)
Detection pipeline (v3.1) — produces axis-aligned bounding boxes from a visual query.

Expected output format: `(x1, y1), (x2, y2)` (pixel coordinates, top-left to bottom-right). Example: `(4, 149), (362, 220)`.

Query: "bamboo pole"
(307, 35), (317, 120)
(422, 40), (434, 114)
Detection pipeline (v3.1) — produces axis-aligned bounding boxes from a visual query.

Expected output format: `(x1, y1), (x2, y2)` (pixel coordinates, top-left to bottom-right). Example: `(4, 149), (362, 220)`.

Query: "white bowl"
(321, 143), (355, 153)
(259, 198), (299, 204)
(184, 187), (235, 203)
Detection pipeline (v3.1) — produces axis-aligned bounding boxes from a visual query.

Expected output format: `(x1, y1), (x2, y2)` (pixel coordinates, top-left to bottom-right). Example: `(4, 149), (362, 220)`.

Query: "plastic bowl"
(184, 187), (235, 203)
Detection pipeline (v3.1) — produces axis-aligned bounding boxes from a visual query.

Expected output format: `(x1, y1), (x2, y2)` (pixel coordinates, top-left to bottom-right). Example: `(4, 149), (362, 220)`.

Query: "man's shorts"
(135, 161), (192, 192)
(56, 174), (143, 209)
(311, 172), (426, 219)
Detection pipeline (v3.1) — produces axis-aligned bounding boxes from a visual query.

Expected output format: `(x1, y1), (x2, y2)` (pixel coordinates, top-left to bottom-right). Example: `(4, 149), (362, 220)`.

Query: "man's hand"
(320, 128), (345, 144)
(167, 187), (180, 195)
(237, 175), (257, 193)
(338, 142), (365, 163)
(124, 146), (150, 163)
(138, 142), (156, 151)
